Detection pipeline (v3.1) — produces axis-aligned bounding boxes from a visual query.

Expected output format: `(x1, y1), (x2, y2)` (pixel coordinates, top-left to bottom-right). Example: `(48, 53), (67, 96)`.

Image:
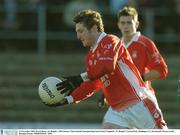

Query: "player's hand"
(56, 75), (83, 95)
(97, 93), (107, 109)
(44, 98), (68, 107)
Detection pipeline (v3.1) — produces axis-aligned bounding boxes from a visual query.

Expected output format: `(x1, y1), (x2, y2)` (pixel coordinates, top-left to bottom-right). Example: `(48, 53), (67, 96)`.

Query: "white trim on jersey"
(91, 32), (107, 53)
(122, 32), (141, 48)
(117, 60), (158, 105)
(117, 60), (147, 100)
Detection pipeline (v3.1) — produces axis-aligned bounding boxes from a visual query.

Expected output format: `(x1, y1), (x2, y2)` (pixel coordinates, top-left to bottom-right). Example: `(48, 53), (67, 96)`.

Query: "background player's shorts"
(103, 98), (167, 129)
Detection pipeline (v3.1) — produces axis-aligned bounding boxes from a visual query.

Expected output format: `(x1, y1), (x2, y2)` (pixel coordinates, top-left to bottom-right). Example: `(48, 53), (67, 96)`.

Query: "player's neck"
(123, 33), (136, 45)
(124, 36), (132, 45)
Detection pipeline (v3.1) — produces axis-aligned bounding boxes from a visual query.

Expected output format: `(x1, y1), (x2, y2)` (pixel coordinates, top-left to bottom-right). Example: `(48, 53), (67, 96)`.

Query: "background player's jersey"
(71, 32), (156, 111)
(122, 32), (168, 94)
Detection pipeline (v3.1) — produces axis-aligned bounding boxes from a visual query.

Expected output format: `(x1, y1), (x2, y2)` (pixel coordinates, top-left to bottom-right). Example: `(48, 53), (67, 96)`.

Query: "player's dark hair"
(117, 6), (138, 21)
(73, 9), (104, 32)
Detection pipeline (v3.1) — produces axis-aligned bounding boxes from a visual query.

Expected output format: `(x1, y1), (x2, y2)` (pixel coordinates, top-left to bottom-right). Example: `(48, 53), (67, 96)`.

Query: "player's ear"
(136, 20), (139, 29)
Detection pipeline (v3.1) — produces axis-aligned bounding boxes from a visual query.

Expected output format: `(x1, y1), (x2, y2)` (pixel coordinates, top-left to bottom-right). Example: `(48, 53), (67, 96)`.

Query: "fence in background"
(0, 3), (179, 57)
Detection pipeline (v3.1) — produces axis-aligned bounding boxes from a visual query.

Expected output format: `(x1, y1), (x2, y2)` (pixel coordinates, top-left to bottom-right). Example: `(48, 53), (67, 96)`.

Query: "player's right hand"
(56, 75), (83, 95)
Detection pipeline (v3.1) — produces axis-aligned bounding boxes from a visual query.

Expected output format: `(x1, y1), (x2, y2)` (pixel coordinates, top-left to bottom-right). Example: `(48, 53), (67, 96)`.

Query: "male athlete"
(117, 6), (168, 94)
(47, 9), (168, 129)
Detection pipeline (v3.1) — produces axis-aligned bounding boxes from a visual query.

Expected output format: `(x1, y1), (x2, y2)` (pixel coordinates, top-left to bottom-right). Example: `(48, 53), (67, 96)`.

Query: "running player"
(49, 9), (168, 129)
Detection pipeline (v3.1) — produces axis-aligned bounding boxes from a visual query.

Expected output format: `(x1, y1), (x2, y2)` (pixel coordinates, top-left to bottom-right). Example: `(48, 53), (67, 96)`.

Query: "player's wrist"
(80, 72), (89, 82)
(65, 96), (74, 104)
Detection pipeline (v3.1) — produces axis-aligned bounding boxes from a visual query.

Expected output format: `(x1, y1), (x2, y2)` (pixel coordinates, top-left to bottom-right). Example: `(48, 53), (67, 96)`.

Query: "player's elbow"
(106, 65), (115, 74)
(105, 61), (116, 73)
(157, 66), (168, 80)
(160, 67), (168, 79)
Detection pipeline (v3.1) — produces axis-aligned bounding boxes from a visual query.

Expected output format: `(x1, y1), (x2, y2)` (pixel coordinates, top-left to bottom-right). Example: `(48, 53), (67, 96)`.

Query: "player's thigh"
(102, 107), (130, 128)
(126, 98), (167, 129)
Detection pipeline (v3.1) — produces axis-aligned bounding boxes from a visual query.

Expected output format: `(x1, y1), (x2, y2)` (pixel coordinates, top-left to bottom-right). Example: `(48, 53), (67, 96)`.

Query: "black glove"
(56, 75), (83, 95)
(97, 93), (106, 109)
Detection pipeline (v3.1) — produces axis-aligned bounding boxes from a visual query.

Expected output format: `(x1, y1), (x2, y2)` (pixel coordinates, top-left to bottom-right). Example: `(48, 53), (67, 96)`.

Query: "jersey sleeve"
(87, 36), (121, 80)
(145, 39), (168, 79)
(71, 79), (102, 103)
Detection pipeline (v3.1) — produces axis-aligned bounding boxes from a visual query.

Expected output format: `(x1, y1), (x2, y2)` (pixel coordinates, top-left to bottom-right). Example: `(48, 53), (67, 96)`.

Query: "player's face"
(117, 16), (139, 38)
(75, 23), (96, 48)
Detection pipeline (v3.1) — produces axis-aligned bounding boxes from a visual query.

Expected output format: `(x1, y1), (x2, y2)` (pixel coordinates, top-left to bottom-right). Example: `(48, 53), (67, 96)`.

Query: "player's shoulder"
(140, 35), (153, 42)
(103, 34), (120, 43)
(138, 34), (156, 48)
(99, 34), (121, 49)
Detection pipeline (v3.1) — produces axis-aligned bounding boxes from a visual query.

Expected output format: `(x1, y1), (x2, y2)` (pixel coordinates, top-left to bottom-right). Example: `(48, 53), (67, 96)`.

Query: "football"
(38, 77), (65, 105)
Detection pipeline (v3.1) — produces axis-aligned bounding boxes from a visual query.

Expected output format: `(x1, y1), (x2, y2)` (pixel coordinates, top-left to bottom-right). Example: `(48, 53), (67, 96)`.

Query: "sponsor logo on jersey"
(152, 110), (161, 120)
(100, 74), (111, 88)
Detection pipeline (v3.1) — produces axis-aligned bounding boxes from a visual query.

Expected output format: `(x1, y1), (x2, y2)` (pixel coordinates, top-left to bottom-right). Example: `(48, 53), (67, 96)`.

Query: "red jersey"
(123, 32), (168, 94)
(70, 32), (154, 111)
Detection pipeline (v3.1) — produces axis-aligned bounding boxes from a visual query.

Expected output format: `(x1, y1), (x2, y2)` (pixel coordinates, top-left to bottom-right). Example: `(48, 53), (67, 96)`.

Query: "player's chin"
(123, 32), (130, 36)
(82, 43), (87, 47)
(83, 43), (91, 48)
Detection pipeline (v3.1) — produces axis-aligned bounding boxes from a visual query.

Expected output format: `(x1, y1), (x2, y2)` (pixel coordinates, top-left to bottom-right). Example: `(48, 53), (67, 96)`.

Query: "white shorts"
(103, 98), (167, 129)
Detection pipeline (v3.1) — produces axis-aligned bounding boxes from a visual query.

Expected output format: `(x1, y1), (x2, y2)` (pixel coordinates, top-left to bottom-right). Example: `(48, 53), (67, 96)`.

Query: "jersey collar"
(91, 32), (107, 53)
(122, 32), (141, 48)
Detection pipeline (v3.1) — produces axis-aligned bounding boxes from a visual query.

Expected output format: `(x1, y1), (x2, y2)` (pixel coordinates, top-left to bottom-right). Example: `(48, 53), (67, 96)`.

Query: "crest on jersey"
(132, 51), (137, 59)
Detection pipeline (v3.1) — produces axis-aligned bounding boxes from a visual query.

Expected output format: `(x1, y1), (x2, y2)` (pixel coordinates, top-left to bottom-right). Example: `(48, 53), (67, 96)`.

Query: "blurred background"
(0, 0), (180, 129)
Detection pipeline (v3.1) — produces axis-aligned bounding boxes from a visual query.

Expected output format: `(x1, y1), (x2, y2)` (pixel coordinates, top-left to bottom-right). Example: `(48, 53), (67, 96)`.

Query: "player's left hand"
(56, 75), (83, 95)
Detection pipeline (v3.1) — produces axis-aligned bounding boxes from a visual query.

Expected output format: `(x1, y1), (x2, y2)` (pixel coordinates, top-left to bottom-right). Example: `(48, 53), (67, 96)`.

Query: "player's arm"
(56, 38), (121, 94)
(142, 70), (162, 81)
(70, 79), (102, 103)
(47, 79), (101, 107)
(144, 40), (168, 80)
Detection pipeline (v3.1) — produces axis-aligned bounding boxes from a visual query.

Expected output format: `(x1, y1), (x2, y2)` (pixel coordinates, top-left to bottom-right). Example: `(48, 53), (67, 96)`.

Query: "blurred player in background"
(49, 9), (167, 129)
(98, 6), (168, 108)
(117, 6), (168, 95)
